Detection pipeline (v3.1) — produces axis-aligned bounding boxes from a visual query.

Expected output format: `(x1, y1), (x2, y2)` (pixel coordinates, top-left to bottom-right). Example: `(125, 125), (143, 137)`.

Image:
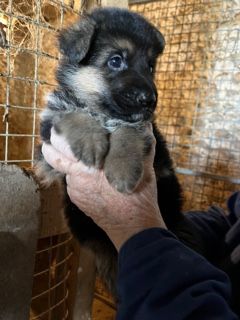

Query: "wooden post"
(84, 0), (128, 11)
(101, 0), (128, 8)
(38, 182), (69, 238)
(0, 165), (40, 320)
(72, 246), (97, 320)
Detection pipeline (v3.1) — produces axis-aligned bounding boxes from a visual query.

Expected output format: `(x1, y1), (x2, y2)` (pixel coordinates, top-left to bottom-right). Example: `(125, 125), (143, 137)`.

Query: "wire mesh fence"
(0, 2), (86, 319)
(130, 0), (240, 210)
(30, 233), (75, 320)
(0, 0), (89, 167)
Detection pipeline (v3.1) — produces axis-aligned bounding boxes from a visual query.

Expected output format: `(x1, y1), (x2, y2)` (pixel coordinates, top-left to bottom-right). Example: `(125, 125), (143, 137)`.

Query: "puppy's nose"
(136, 91), (157, 108)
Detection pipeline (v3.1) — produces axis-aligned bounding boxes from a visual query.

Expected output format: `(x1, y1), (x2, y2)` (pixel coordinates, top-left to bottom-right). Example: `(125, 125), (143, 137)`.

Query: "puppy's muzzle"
(110, 71), (158, 121)
(123, 87), (157, 110)
(135, 90), (156, 109)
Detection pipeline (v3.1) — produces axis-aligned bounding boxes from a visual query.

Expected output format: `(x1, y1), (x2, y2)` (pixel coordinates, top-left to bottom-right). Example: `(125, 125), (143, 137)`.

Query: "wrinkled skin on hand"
(42, 127), (166, 250)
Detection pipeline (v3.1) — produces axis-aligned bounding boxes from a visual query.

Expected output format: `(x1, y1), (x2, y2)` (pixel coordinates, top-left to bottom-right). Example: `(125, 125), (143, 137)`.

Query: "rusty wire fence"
(0, 1), (84, 319)
(130, 0), (240, 211)
(0, 0), (84, 167)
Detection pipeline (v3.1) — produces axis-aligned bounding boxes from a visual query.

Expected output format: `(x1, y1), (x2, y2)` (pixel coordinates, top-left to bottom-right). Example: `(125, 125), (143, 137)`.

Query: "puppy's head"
(57, 7), (165, 123)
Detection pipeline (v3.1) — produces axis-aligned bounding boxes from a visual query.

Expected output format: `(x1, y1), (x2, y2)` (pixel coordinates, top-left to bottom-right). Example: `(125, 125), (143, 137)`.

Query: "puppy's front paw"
(71, 132), (109, 168)
(54, 113), (109, 168)
(105, 160), (143, 193)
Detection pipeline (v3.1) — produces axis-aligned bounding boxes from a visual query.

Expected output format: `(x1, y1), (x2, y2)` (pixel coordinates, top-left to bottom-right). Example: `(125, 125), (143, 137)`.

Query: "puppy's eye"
(108, 55), (125, 71)
(149, 65), (154, 73)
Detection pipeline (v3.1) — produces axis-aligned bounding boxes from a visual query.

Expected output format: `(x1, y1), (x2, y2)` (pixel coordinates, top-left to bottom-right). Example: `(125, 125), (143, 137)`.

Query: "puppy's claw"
(105, 164), (143, 194)
(70, 134), (109, 169)
(54, 112), (109, 169)
(113, 180), (139, 194)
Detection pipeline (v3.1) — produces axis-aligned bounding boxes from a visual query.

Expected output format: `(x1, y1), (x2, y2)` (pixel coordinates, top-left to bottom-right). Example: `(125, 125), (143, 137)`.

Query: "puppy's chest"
(46, 92), (149, 134)
(87, 110), (149, 133)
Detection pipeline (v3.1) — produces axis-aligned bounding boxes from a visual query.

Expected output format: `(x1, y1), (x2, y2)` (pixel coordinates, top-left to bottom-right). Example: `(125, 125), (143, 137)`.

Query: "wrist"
(106, 216), (166, 251)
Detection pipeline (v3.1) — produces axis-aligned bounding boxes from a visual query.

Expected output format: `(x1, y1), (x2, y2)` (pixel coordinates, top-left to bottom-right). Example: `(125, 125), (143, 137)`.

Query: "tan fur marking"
(95, 48), (113, 66)
(114, 38), (135, 54)
(68, 66), (108, 98)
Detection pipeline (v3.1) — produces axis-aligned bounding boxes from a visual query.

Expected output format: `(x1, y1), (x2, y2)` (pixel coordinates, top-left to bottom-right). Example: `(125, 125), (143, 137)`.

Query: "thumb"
(42, 142), (76, 174)
(42, 142), (96, 175)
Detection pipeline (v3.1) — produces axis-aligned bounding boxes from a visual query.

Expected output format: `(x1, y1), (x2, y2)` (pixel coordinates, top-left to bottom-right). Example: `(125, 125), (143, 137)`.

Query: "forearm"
(117, 228), (238, 320)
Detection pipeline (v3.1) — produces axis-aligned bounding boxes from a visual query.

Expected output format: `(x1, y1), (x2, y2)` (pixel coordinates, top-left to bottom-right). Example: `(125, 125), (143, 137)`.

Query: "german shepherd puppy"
(37, 6), (186, 303)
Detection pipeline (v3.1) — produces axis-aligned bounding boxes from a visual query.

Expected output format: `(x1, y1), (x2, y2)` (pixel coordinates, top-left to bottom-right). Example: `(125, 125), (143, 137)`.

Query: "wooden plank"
(129, 0), (157, 4)
(101, 0), (128, 8)
(72, 246), (97, 319)
(73, 0), (82, 12)
(65, 238), (81, 320)
(0, 164), (40, 320)
(38, 182), (69, 238)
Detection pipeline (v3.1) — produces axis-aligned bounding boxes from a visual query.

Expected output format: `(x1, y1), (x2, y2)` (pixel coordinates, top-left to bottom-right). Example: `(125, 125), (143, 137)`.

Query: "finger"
(50, 128), (77, 162)
(145, 122), (153, 134)
(145, 134), (156, 167)
(143, 124), (156, 157)
(149, 135), (156, 157)
(42, 142), (74, 174)
(66, 174), (70, 185)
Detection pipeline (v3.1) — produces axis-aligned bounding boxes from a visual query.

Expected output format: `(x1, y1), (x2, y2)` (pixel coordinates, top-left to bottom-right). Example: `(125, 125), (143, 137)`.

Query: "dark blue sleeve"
(117, 228), (238, 320)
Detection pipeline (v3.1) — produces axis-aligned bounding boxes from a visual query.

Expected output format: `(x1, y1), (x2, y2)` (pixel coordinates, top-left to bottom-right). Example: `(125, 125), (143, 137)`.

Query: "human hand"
(41, 127), (166, 250)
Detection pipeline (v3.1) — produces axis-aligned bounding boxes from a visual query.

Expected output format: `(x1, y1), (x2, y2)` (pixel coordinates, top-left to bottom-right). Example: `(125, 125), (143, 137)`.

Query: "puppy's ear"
(58, 16), (96, 64)
(154, 29), (165, 54)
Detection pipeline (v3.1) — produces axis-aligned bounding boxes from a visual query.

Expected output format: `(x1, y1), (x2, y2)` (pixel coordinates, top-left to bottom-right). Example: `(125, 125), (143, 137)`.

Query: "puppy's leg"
(54, 112), (109, 168)
(35, 155), (64, 187)
(104, 127), (153, 193)
(73, 246), (96, 320)
(35, 117), (64, 186)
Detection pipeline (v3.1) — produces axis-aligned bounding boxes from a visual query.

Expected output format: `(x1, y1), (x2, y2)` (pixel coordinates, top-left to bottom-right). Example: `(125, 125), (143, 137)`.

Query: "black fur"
(40, 119), (52, 142)
(58, 16), (96, 64)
